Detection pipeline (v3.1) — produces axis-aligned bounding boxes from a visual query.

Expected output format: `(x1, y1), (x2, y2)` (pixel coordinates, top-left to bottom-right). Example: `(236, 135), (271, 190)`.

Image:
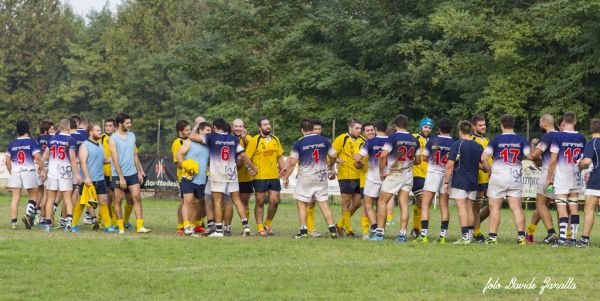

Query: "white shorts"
(536, 170), (554, 199)
(7, 170), (38, 189)
(423, 172), (445, 194)
(46, 178), (74, 192)
(381, 171), (413, 194)
(204, 181), (232, 202)
(487, 174), (522, 199)
(553, 170), (583, 195)
(450, 188), (477, 200)
(363, 178), (382, 198)
(584, 189), (600, 197)
(294, 179), (328, 203)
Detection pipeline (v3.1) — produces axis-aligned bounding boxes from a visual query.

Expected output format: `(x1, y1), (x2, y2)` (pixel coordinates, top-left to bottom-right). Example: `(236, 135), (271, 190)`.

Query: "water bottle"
(546, 184), (554, 194)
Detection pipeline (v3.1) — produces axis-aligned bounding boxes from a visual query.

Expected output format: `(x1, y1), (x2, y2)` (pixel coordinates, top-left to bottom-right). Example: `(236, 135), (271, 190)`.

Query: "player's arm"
(70, 149), (81, 184)
(277, 155), (286, 174)
(280, 156), (298, 188)
(480, 152), (491, 174)
(240, 152), (258, 175)
(413, 149), (422, 165)
(175, 140), (191, 169)
(579, 158), (592, 170)
(134, 150), (145, 183)
(5, 154), (11, 174)
(188, 131), (206, 143)
(378, 150), (389, 181)
(579, 143), (593, 170)
(109, 138), (127, 189)
(33, 152), (45, 180)
(443, 159), (455, 194)
(79, 144), (92, 186)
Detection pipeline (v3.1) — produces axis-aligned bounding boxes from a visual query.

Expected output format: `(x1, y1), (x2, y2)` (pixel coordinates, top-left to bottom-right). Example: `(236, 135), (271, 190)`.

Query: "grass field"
(1, 194), (599, 300)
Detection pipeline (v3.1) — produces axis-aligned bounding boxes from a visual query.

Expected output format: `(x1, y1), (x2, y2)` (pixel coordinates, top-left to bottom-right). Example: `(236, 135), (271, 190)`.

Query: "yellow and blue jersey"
(473, 134), (491, 184)
(332, 133), (365, 180)
(412, 133), (428, 178)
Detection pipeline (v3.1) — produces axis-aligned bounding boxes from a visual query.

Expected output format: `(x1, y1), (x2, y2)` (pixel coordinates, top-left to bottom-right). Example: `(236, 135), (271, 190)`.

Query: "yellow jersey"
(332, 133), (365, 180)
(245, 134), (284, 180)
(171, 137), (187, 182)
(99, 133), (112, 177)
(412, 133), (428, 178)
(356, 139), (368, 188)
(237, 136), (253, 182)
(473, 134), (491, 185)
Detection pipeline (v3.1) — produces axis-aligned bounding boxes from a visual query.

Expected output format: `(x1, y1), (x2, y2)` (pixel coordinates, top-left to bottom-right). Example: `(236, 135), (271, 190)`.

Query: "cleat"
(194, 225), (205, 233)
(58, 218), (66, 228)
(22, 215), (33, 230)
(410, 229), (419, 238)
(91, 222), (99, 231)
(104, 226), (119, 233)
(436, 237), (447, 244)
(386, 220), (395, 226)
(203, 228), (215, 236)
(525, 234), (534, 244)
(576, 240), (589, 248)
(83, 218), (93, 225)
(453, 238), (471, 245)
(124, 223), (133, 230)
(485, 237), (498, 245)
(266, 226), (275, 236)
(294, 233), (308, 239)
(517, 236), (526, 245)
(413, 236), (429, 243)
(137, 227), (152, 233)
(330, 232), (338, 239)
(71, 226), (81, 233)
(553, 239), (569, 247)
(242, 225), (251, 237)
(346, 231), (356, 238)
(395, 235), (407, 243)
(44, 224), (52, 233)
(309, 231), (322, 238)
(64, 224), (72, 232)
(184, 226), (194, 235)
(118, 229), (125, 234)
(370, 235), (384, 241)
(257, 230), (268, 237)
(362, 234), (370, 240)
(474, 233), (486, 243)
(568, 239), (577, 247)
(177, 229), (184, 235)
(11, 222), (18, 230)
(208, 231), (224, 237)
(224, 229), (232, 236)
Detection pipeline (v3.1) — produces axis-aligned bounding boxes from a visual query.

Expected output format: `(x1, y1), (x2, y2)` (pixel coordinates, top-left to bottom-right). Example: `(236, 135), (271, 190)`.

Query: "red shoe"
(177, 228), (184, 235)
(525, 234), (534, 244)
(194, 225), (205, 233)
(257, 230), (267, 236)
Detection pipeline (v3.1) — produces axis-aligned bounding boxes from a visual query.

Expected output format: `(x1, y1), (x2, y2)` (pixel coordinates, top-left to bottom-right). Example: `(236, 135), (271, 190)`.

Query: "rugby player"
(577, 119), (600, 247)
(410, 118), (432, 237)
(471, 115), (491, 243)
(232, 119), (253, 230)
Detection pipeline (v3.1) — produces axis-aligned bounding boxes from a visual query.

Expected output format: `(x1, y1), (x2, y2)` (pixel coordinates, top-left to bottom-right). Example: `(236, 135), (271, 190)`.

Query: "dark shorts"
(478, 183), (488, 192)
(253, 179), (281, 193)
(180, 178), (206, 199)
(412, 177), (425, 193)
(239, 181), (255, 194)
(360, 187), (364, 199)
(105, 176), (113, 191)
(339, 179), (361, 195)
(79, 180), (107, 196)
(111, 173), (139, 190)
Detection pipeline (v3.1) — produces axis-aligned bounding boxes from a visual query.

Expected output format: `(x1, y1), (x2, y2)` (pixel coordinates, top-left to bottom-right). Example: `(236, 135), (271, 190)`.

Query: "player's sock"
(183, 220), (190, 228)
(25, 200), (37, 217)
(474, 227), (481, 237)
(215, 223), (223, 233)
(399, 228), (407, 237)
(386, 214), (393, 223)
(72, 204), (85, 227)
(66, 214), (73, 227)
(488, 232), (497, 239)
(420, 220), (429, 237)
(468, 226), (474, 240)
(413, 205), (421, 230)
(370, 224), (377, 233)
(299, 225), (308, 235)
(117, 219), (124, 231)
(558, 217), (568, 240)
(570, 214), (579, 240)
(526, 223), (537, 236)
(136, 219), (144, 230)
(547, 228), (556, 236)
(110, 204), (118, 226)
(461, 227), (469, 240)
(360, 216), (370, 235)
(11, 218), (17, 224)
(241, 218), (249, 227)
(207, 219), (215, 230)
(257, 223), (264, 232)
(336, 216), (343, 229)
(517, 230), (525, 238)
(177, 223), (184, 230)
(99, 204), (111, 228)
(581, 235), (589, 243)
(376, 228), (384, 237)
(265, 219), (272, 228)
(196, 218), (204, 228)
(440, 220), (449, 238)
(124, 203), (133, 224)
(307, 207), (315, 232)
(245, 208), (250, 220)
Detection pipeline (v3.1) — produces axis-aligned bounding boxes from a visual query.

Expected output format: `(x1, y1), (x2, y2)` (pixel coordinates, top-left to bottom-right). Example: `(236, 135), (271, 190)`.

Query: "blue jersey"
(37, 134), (53, 152)
(583, 138), (600, 190)
(185, 141), (210, 185)
(358, 136), (388, 183)
(448, 139), (483, 191)
(422, 135), (455, 174)
(110, 132), (138, 177)
(550, 131), (586, 172)
(7, 137), (41, 172)
(71, 131), (86, 155)
(205, 132), (244, 182)
(382, 131), (420, 173)
(535, 130), (558, 169)
(82, 139), (105, 181)
(485, 133), (531, 176)
(47, 133), (77, 179)
(290, 134), (336, 185)
(77, 129), (89, 140)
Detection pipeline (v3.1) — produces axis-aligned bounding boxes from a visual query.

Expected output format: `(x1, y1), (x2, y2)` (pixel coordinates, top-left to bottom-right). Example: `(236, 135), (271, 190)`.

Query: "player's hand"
(249, 168), (258, 177)
(119, 176), (127, 190)
(380, 172), (388, 181)
(84, 177), (92, 186)
(585, 173), (590, 184)
(444, 183), (449, 194)
(546, 179), (553, 187)
(40, 170), (47, 182)
(336, 158), (345, 164)
(354, 161), (364, 169)
(328, 169), (336, 180)
(283, 178), (289, 188)
(76, 175), (82, 185)
(138, 173), (145, 185)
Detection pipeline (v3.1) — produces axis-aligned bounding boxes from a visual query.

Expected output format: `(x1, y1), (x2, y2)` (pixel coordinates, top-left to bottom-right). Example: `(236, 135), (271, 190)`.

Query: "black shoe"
(294, 232), (308, 239)
(576, 240), (589, 248)
(553, 239), (569, 247)
(474, 233), (486, 243)
(541, 233), (558, 244)
(22, 215), (33, 230)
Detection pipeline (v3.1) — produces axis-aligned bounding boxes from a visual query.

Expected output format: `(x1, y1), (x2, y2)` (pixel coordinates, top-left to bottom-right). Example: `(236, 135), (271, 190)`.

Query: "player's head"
(115, 113), (132, 131)
(438, 117), (452, 135)
(39, 120), (54, 135)
(385, 126), (395, 136)
(194, 116), (206, 128)
(198, 122), (212, 134)
(175, 120), (190, 139)
(539, 114), (555, 132)
(69, 118), (78, 130)
(232, 119), (246, 137)
(562, 112), (576, 127)
(58, 119), (70, 132)
(419, 117), (433, 137)
(312, 119), (322, 135)
(16, 120), (30, 137)
(87, 122), (102, 140)
(458, 120), (473, 138)
(394, 114), (409, 130)
(471, 115), (486, 135)
(212, 118), (228, 133)
(300, 118), (315, 135)
(590, 119), (600, 135)
(347, 119), (362, 137)
(500, 114), (515, 131)
(363, 122), (375, 139)
(104, 117), (115, 134)
(79, 117), (89, 129)
(374, 120), (387, 135)
(557, 116), (564, 132)
(256, 117), (271, 136)
(70, 114), (81, 126)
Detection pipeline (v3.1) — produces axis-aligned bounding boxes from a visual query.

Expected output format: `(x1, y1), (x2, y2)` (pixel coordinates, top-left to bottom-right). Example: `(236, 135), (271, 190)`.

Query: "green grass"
(1, 195), (599, 300)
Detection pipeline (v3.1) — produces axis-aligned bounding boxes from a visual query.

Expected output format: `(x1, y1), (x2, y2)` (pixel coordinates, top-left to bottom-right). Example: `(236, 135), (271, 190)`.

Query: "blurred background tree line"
(1, 0), (599, 153)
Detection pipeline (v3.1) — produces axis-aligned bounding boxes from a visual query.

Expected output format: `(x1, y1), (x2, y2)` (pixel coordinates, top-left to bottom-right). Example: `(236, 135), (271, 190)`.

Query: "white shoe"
(209, 232), (224, 237)
(137, 227), (152, 233)
(119, 229), (125, 234)
(184, 226), (194, 235)
(363, 234), (370, 240)
(242, 226), (251, 237)
(308, 231), (322, 238)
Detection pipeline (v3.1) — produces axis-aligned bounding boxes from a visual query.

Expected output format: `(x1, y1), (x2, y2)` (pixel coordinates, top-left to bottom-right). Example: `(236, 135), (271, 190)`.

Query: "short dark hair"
(394, 114), (408, 129)
(300, 118), (314, 132)
(471, 115), (485, 125)
(104, 117), (115, 125)
(224, 122), (232, 134)
(363, 122), (374, 131)
(557, 116), (564, 128)
(348, 119), (362, 127)
(563, 112), (576, 125)
(500, 114), (515, 129)
(257, 117), (269, 128)
(69, 118), (78, 130)
(115, 113), (131, 127)
(79, 117), (88, 125)
(16, 120), (30, 136)
(590, 119), (600, 134)
(439, 118), (452, 134)
(459, 120), (473, 135)
(385, 127), (395, 136)
(212, 118), (228, 132)
(312, 119), (322, 127)
(70, 114), (81, 124)
(198, 122), (212, 132)
(175, 120), (190, 133)
(39, 120), (54, 134)
(374, 120), (387, 133)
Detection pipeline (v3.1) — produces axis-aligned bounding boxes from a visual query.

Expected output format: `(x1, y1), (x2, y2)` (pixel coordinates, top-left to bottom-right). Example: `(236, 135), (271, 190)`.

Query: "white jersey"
(47, 133), (77, 180)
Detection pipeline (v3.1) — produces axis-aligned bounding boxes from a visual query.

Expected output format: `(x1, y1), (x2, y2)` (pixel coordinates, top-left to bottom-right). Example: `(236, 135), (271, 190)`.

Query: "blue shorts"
(105, 176), (113, 191)
(111, 174), (139, 189)
(180, 178), (205, 199)
(412, 177), (425, 193)
(239, 181), (255, 194)
(253, 179), (281, 193)
(339, 179), (361, 195)
(79, 180), (107, 196)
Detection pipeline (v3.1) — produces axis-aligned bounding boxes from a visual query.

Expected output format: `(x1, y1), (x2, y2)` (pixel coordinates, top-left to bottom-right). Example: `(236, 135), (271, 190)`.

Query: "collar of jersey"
(17, 137), (30, 140)
(58, 133), (70, 136)
(396, 131), (409, 134)
(501, 133), (516, 135)
(563, 130), (578, 133)
(375, 135), (388, 138)
(438, 135), (452, 139)
(304, 133), (317, 137)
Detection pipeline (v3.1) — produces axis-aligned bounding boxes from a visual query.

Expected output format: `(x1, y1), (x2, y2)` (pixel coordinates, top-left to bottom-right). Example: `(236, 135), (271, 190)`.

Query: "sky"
(62, 0), (123, 17)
